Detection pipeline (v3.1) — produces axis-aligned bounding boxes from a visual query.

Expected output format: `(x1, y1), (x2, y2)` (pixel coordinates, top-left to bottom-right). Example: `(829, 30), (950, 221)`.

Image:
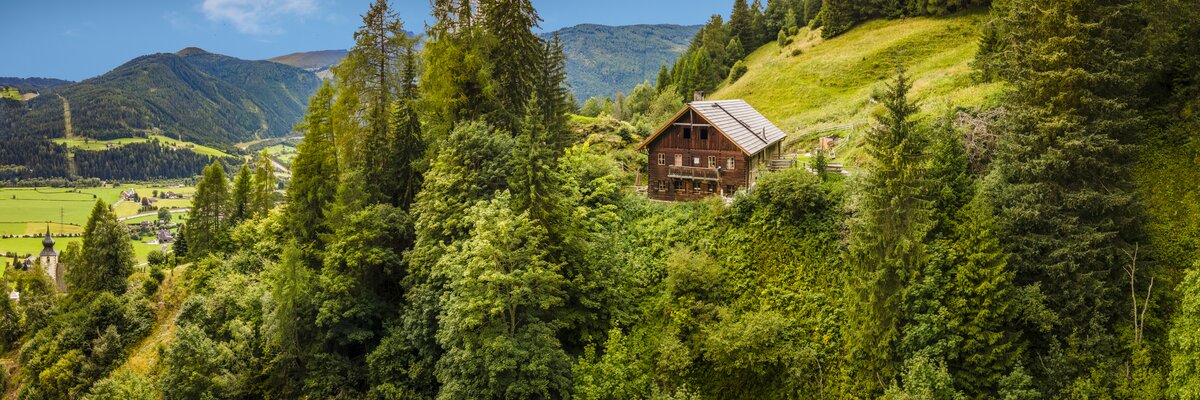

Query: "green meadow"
(0, 185), (193, 263)
(53, 134), (234, 158)
(711, 9), (1005, 165)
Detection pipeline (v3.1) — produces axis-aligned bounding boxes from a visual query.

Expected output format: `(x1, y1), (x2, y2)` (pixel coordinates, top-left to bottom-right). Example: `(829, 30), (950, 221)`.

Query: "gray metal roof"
(690, 100), (786, 155)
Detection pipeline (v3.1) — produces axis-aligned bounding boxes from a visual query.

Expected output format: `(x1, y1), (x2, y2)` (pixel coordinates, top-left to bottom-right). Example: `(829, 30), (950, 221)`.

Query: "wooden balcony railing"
(667, 165), (720, 181)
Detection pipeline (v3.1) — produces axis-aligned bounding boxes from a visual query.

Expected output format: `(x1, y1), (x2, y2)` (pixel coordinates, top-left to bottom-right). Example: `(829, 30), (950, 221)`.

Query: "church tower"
(39, 226), (64, 292)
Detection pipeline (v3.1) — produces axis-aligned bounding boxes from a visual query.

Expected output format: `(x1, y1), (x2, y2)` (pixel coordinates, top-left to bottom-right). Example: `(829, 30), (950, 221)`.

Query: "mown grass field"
(711, 8), (1005, 165)
(53, 134), (233, 158)
(0, 185), (193, 265)
(263, 144), (298, 166)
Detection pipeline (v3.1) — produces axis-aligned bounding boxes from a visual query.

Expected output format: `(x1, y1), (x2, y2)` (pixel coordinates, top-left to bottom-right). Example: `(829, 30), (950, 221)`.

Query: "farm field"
(0, 185), (193, 264)
(0, 236), (163, 266)
(53, 134), (234, 158)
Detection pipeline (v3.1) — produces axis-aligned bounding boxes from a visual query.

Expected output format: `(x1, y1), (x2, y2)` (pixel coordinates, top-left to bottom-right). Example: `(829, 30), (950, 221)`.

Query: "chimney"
(693, 90), (706, 102)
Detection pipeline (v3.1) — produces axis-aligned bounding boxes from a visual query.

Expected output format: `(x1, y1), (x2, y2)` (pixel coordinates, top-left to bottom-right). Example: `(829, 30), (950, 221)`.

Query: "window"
(693, 181), (702, 192)
(658, 153), (665, 165)
(708, 182), (716, 192)
(725, 185), (735, 195)
(658, 180), (666, 191)
(674, 154), (683, 167)
(700, 128), (709, 140)
(674, 179), (683, 191)
(707, 156), (715, 168)
(727, 157), (736, 170)
(683, 127), (692, 139)
(693, 156), (701, 166)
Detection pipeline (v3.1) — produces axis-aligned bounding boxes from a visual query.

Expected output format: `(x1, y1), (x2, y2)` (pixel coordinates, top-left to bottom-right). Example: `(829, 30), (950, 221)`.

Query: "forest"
(2, 0), (1200, 399)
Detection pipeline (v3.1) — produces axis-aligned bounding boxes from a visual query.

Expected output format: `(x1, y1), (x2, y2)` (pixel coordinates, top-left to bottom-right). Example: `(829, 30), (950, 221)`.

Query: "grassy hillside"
(544, 24), (701, 101)
(710, 9), (1004, 163)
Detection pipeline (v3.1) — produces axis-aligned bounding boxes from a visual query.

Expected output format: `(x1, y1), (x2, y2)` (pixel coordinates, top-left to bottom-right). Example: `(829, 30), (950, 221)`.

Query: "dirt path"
(117, 208), (190, 222)
(57, 94), (78, 177)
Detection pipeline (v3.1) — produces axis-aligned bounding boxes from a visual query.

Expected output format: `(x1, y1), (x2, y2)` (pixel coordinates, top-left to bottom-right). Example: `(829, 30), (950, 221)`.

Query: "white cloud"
(201, 0), (317, 35)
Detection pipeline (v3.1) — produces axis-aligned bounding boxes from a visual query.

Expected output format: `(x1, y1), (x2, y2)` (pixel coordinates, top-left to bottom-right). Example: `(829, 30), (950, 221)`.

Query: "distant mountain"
(542, 24), (701, 101)
(0, 77), (74, 93)
(266, 24), (700, 102)
(2, 47), (321, 146)
(268, 50), (347, 80)
(268, 50), (348, 71)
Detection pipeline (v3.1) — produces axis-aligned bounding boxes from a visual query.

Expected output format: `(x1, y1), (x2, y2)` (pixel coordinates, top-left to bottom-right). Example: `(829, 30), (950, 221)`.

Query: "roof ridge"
(708, 102), (768, 144)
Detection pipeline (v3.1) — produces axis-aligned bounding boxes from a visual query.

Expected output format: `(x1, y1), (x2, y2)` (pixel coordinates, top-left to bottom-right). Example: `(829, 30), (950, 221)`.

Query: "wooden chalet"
(638, 98), (787, 201)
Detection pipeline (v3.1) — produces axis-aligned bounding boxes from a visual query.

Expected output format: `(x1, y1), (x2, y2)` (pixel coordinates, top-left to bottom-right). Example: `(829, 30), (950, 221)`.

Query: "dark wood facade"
(642, 107), (782, 202)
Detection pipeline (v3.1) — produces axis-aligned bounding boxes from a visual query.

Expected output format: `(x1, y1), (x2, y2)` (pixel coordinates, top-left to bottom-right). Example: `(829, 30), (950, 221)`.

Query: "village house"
(638, 96), (788, 201)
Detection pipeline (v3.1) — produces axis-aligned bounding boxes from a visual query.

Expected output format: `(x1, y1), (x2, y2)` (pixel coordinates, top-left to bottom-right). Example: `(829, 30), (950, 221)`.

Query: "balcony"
(667, 165), (720, 181)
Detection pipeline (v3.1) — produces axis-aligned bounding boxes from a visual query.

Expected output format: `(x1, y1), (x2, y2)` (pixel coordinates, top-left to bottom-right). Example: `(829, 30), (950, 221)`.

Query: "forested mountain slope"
(540, 24), (700, 100)
(1, 48), (321, 146)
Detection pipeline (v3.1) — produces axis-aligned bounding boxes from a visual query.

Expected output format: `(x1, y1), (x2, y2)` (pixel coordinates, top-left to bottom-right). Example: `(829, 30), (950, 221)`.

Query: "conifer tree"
(729, 0), (756, 52)
(481, 0), (544, 131)
(984, 0), (1148, 391)
(288, 81), (339, 251)
(70, 200), (134, 294)
(252, 151), (276, 218)
(656, 64), (671, 91)
(1170, 264), (1200, 397)
(187, 161), (231, 257)
(230, 163), (253, 224)
(844, 69), (932, 397)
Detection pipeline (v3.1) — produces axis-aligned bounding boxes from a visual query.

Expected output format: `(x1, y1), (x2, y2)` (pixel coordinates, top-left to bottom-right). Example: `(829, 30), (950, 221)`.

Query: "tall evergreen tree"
(655, 64), (671, 92)
(844, 69), (932, 397)
(480, 0), (544, 132)
(729, 0), (756, 52)
(984, 0), (1148, 392)
(69, 200), (134, 294)
(288, 81), (339, 251)
(187, 161), (231, 257)
(230, 163), (253, 224)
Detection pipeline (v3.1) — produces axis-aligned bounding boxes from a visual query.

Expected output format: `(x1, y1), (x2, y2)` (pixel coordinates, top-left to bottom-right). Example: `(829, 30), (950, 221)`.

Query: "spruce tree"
(288, 81), (339, 251)
(656, 64), (671, 92)
(984, 0), (1148, 391)
(230, 163), (253, 224)
(70, 200), (134, 294)
(188, 161), (231, 257)
(844, 69), (932, 397)
(480, 0), (544, 132)
(729, 0), (755, 52)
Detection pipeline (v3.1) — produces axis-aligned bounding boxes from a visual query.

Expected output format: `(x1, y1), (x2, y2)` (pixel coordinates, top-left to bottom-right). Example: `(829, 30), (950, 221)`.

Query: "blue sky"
(1, 0), (732, 81)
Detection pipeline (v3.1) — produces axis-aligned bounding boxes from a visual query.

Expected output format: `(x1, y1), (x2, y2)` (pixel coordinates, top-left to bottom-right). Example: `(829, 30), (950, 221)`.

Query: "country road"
(117, 208), (190, 222)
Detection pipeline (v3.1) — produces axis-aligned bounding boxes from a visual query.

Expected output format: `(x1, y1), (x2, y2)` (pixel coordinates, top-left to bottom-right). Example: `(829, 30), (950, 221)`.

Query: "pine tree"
(70, 200), (135, 294)
(844, 69), (932, 397)
(230, 163), (253, 224)
(187, 161), (231, 257)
